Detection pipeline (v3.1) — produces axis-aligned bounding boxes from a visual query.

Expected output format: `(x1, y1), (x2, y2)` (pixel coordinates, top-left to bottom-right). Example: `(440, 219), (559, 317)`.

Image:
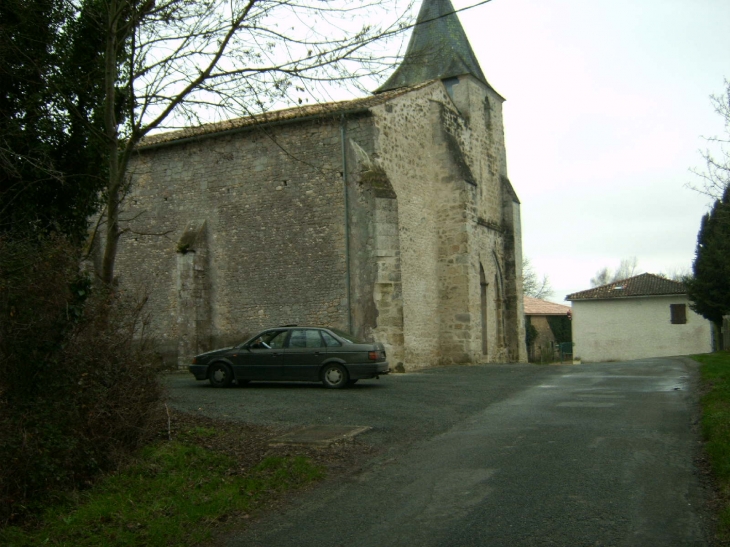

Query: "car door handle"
(313, 351), (321, 356)
(272, 352), (280, 357)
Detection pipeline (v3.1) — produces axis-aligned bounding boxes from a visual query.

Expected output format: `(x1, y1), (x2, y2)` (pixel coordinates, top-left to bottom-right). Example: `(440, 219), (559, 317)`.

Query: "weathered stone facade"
(103, 0), (527, 369)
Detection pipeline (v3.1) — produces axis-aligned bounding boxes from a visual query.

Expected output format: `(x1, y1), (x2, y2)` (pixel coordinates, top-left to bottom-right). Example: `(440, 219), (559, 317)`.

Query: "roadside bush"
(0, 233), (163, 524)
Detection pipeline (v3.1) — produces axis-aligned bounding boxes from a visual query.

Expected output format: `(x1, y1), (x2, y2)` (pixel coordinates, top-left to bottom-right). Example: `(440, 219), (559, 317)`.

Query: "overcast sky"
(445, 0), (730, 302)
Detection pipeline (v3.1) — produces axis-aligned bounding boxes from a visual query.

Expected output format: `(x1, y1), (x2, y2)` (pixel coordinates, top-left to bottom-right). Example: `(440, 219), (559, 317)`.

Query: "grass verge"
(0, 418), (324, 546)
(693, 351), (730, 541)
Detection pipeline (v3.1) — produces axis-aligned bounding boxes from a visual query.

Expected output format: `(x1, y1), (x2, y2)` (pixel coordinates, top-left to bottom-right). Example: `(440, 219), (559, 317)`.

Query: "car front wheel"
(209, 362), (233, 388)
(321, 363), (348, 389)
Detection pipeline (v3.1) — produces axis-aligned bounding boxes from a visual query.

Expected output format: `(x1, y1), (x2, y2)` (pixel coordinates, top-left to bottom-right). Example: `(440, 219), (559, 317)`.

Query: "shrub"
(0, 233), (163, 524)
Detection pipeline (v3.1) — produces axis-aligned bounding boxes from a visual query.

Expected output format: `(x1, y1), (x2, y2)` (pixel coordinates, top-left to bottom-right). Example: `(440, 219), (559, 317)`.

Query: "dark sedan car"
(189, 326), (389, 389)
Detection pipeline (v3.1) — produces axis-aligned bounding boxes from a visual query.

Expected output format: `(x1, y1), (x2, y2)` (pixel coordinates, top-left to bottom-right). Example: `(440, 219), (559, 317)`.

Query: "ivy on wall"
(546, 315), (572, 344)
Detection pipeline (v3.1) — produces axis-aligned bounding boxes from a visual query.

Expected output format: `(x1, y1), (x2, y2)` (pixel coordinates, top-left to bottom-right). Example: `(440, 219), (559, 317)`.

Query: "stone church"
(110, 0), (528, 370)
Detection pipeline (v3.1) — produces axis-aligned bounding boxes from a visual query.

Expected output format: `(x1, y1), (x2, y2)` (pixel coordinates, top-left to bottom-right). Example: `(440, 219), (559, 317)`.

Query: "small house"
(524, 296), (572, 362)
(566, 273), (712, 362)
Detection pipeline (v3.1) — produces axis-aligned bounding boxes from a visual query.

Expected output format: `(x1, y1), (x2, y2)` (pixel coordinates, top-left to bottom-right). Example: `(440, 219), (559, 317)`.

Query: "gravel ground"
(163, 363), (555, 451)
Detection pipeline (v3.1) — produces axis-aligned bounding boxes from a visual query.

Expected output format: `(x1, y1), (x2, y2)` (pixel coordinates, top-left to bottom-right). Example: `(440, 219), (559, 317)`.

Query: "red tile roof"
(566, 273), (685, 301)
(524, 296), (572, 316)
(139, 82), (435, 149)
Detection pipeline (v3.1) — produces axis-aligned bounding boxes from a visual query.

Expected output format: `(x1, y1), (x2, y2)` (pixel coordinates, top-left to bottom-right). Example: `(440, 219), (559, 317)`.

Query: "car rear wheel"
(321, 363), (348, 389)
(209, 363), (233, 388)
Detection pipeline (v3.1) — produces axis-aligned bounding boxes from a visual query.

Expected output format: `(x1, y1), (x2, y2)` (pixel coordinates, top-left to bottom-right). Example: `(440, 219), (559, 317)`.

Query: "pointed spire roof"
(376, 0), (492, 93)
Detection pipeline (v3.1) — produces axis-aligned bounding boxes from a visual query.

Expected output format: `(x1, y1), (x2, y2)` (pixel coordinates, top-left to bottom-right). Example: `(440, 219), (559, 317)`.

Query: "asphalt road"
(165, 357), (714, 546)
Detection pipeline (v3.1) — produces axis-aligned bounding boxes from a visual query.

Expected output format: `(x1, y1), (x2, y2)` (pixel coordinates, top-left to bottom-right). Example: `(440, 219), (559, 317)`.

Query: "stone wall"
(371, 79), (526, 367)
(175, 221), (211, 367)
(526, 315), (558, 362)
(345, 125), (405, 368)
(370, 86), (447, 367)
(116, 114), (374, 365)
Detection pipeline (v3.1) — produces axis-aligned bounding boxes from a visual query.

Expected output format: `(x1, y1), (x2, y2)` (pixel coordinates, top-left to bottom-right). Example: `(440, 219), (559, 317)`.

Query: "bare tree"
(688, 79), (730, 200)
(522, 258), (553, 299)
(590, 257), (640, 287)
(658, 266), (691, 281)
(85, 0), (416, 285)
(589, 267), (612, 288)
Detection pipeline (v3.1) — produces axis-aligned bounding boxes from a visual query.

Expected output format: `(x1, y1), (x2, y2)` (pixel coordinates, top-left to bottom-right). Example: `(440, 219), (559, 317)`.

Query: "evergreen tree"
(685, 185), (730, 327)
(0, 0), (107, 241)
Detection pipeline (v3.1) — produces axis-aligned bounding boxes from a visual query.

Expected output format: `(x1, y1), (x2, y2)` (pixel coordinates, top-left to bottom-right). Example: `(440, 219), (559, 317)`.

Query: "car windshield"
(328, 328), (366, 344)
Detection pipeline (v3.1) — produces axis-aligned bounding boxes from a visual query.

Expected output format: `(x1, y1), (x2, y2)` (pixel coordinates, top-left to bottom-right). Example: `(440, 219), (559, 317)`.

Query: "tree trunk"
(101, 0), (120, 286)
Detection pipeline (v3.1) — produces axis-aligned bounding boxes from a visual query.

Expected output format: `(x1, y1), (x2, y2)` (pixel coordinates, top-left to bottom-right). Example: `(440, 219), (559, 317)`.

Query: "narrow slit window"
(670, 304), (687, 325)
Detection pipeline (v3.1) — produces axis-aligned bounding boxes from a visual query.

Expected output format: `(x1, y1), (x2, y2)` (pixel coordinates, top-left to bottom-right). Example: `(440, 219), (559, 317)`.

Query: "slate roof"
(139, 82), (433, 149)
(524, 296), (572, 316)
(376, 0), (494, 93)
(566, 273), (686, 301)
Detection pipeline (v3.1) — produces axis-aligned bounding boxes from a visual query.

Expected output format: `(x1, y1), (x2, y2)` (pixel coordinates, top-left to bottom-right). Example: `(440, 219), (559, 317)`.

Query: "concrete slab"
(270, 425), (372, 447)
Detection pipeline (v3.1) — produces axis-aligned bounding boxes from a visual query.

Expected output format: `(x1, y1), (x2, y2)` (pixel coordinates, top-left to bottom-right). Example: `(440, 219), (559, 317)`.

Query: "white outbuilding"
(566, 273), (713, 362)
